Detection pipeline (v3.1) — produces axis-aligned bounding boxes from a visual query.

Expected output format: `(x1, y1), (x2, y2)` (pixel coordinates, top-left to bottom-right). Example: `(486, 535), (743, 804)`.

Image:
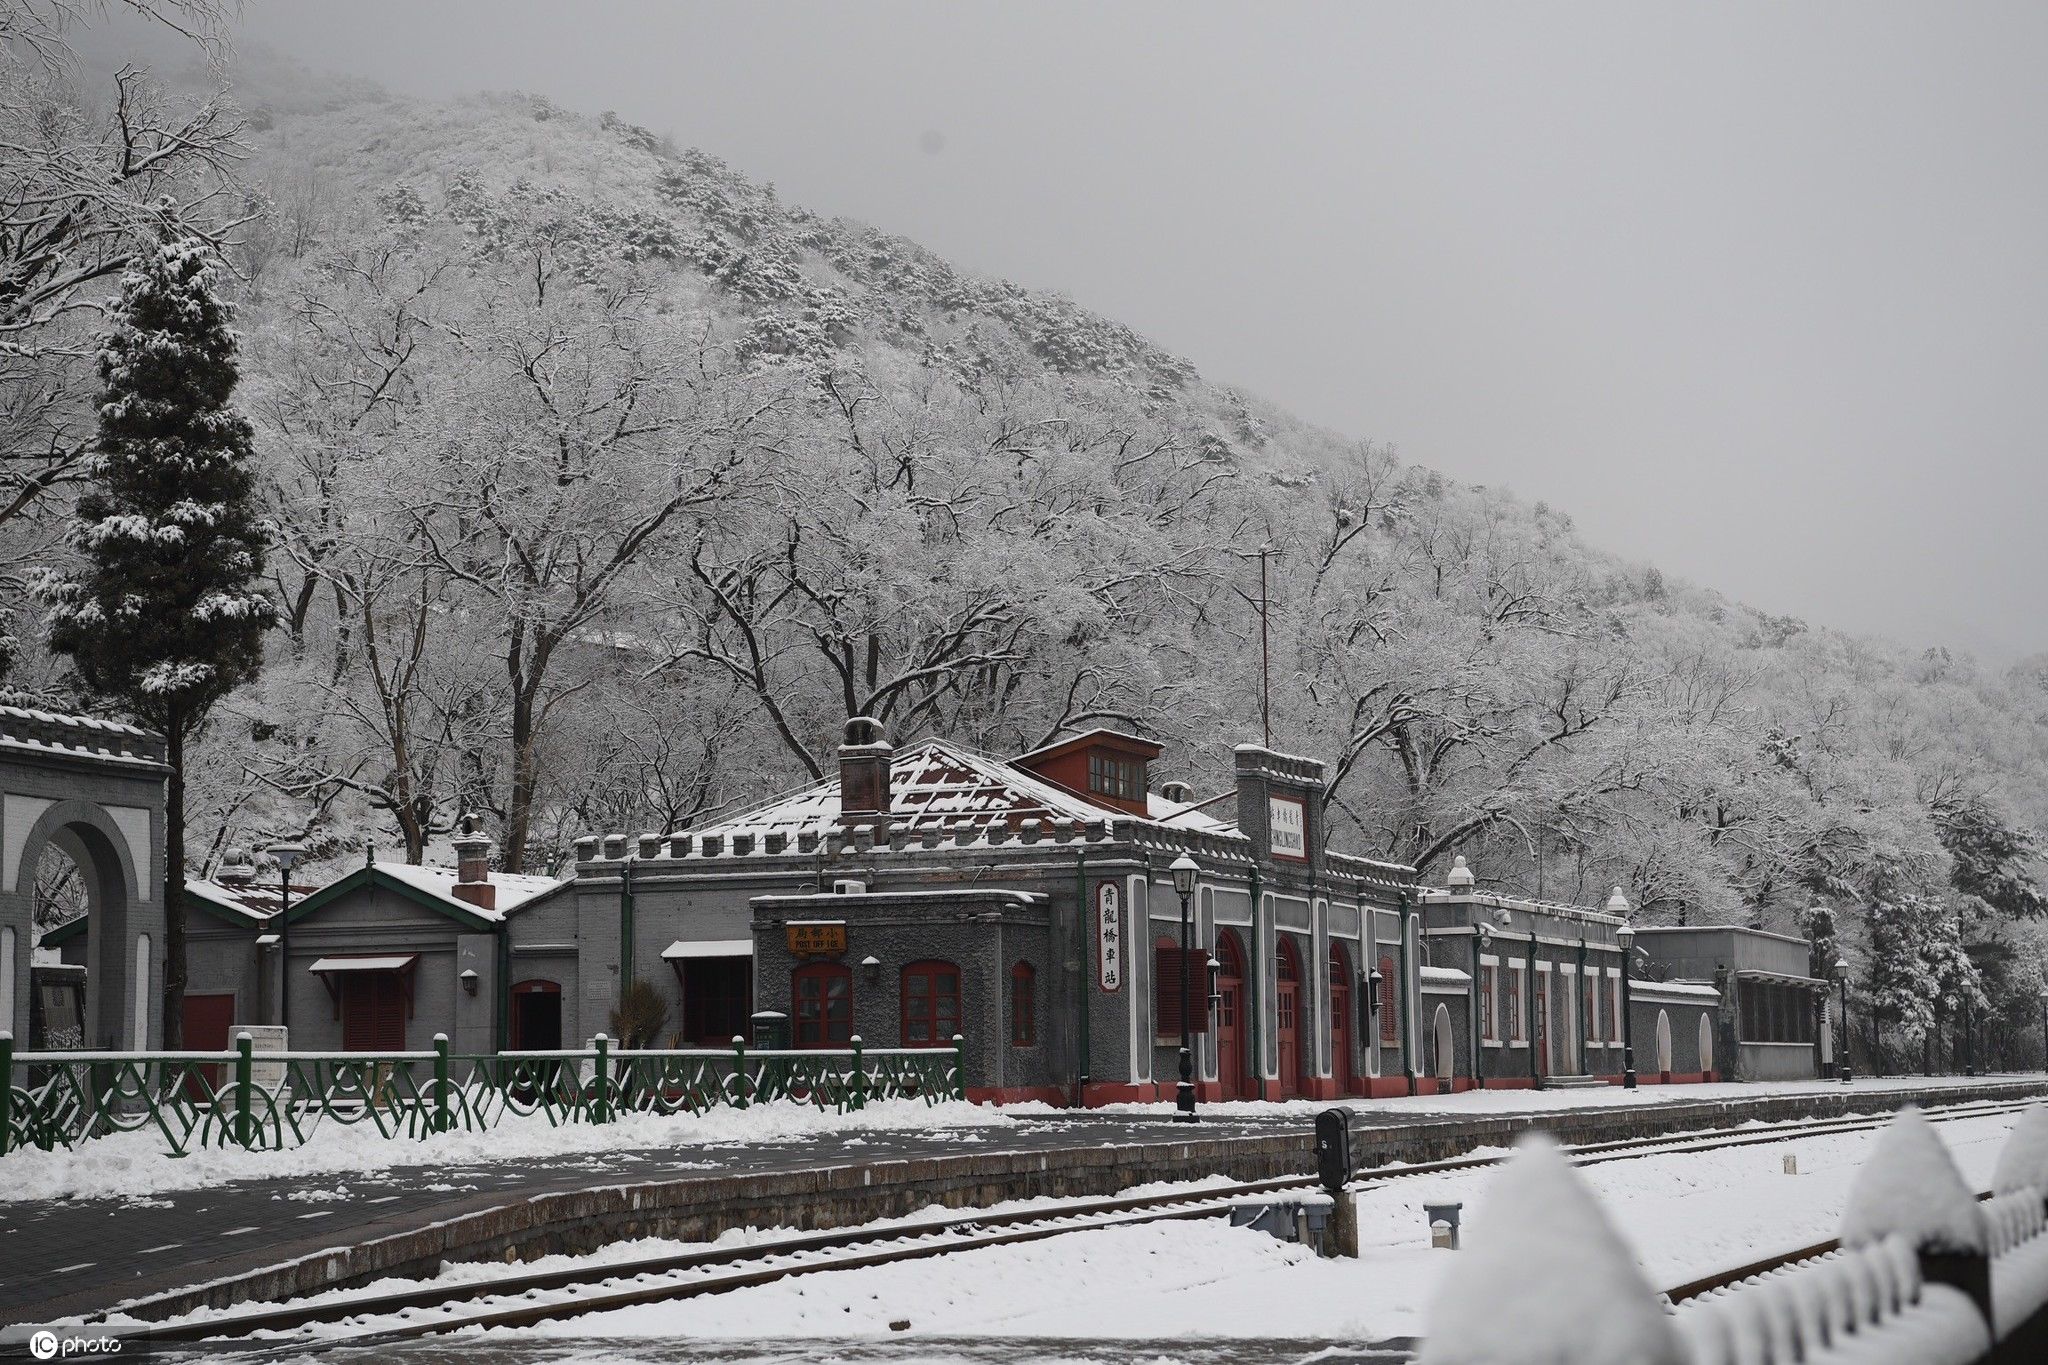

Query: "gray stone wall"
(282, 884), (476, 1052)
(0, 741), (166, 1049)
(751, 890), (1055, 1091)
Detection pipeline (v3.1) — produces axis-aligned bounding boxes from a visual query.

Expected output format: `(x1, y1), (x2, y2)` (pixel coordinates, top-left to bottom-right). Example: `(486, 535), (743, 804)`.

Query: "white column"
(131, 932), (151, 1050)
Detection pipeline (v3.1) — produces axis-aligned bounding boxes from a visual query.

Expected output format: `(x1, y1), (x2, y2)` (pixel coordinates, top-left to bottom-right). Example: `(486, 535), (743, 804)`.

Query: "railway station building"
(570, 721), (1421, 1103)
(565, 719), (1733, 1104)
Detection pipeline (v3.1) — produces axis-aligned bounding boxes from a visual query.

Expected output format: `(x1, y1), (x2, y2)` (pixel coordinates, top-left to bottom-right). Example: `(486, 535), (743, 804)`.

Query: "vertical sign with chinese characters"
(1096, 882), (1123, 992)
(1268, 794), (1308, 862)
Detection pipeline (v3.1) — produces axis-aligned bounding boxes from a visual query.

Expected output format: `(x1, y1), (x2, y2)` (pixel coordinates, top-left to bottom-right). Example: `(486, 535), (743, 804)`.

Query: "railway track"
(102, 1094), (2042, 1357)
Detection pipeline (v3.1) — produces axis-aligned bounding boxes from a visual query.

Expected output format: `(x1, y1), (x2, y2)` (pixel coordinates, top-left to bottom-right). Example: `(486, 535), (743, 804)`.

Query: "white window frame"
(1506, 963), (1528, 1047)
(1582, 964), (1602, 1048)
(1478, 954), (1501, 1045)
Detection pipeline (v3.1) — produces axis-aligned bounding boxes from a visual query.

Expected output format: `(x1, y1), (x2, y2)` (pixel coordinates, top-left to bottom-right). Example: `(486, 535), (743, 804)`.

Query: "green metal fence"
(0, 1031), (966, 1159)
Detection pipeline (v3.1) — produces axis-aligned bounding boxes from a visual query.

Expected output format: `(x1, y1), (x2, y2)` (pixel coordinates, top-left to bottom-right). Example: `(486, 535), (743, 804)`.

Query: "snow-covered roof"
(1146, 790), (1236, 833)
(661, 938), (752, 960)
(185, 877), (319, 925)
(43, 876), (320, 947)
(585, 736), (1417, 887)
(1421, 965), (1473, 985)
(1014, 727), (1162, 763)
(309, 954), (419, 973)
(0, 703), (165, 767)
(1631, 979), (1721, 1003)
(369, 860), (567, 921)
(685, 738), (1137, 841)
(1420, 887), (1625, 930)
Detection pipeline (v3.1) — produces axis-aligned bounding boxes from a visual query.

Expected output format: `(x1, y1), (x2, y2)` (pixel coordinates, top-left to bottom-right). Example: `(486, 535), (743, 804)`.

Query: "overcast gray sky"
(218, 2), (2048, 660)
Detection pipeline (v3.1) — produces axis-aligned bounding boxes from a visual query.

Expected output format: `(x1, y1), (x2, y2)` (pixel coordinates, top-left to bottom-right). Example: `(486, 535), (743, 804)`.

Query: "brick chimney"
(451, 813), (497, 912)
(839, 716), (893, 828)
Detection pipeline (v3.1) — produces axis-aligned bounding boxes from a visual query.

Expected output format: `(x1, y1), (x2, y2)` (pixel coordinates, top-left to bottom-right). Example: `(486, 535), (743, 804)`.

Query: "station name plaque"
(1096, 882), (1123, 991)
(786, 920), (847, 955)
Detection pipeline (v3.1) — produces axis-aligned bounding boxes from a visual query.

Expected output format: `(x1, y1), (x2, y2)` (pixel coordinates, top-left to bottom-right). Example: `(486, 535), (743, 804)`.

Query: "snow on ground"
(1091, 1072), (2046, 1120)
(0, 1098), (1019, 1204)
(101, 1174), (1257, 1332)
(504, 1110), (2025, 1347)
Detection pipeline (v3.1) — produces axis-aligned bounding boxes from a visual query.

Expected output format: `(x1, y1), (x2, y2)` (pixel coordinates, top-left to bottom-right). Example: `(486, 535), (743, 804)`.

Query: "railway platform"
(4, 1074), (2042, 1328)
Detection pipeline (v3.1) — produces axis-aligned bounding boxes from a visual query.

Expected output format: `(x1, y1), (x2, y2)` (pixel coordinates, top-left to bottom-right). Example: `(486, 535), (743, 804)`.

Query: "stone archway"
(0, 710), (166, 1050)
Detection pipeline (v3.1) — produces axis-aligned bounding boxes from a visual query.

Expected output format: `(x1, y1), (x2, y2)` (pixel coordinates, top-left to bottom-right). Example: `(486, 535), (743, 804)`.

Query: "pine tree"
(38, 233), (276, 1046)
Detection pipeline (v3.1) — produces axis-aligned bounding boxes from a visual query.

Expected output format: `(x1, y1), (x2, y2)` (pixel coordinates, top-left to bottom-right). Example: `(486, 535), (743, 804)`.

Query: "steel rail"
(1661, 1188), (2001, 1306)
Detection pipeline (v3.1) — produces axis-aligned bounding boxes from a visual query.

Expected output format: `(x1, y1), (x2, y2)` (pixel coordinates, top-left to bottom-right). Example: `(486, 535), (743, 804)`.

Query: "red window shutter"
(1154, 940), (1211, 1037)
(1155, 940), (1181, 1036)
(341, 973), (407, 1052)
(1378, 955), (1399, 1043)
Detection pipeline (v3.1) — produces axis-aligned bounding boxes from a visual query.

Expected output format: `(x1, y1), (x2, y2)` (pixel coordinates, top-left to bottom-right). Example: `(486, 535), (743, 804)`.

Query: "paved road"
(0, 1110), (1413, 1326)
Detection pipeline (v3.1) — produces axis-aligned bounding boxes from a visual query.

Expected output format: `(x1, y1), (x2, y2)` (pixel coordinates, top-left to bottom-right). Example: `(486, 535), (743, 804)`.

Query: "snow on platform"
(464, 1109), (2026, 1349)
(0, 1098), (1019, 1205)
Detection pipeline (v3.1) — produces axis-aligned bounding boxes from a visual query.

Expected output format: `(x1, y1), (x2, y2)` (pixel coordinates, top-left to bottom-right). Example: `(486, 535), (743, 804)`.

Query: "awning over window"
(660, 939), (753, 961)
(308, 954), (420, 973)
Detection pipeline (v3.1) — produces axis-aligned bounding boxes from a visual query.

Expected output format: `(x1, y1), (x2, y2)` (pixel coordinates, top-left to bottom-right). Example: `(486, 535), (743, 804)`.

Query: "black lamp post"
(267, 841), (308, 1031)
(1472, 922), (1491, 1089)
(1170, 853), (1200, 1123)
(1833, 957), (1853, 1085)
(1615, 901), (1637, 1090)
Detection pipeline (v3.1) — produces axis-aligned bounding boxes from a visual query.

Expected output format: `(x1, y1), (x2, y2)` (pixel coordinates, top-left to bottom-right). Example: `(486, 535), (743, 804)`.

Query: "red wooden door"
(1216, 980), (1243, 1098)
(1330, 945), (1356, 1093)
(340, 973), (407, 1052)
(1276, 938), (1302, 1097)
(1214, 932), (1246, 1099)
(182, 992), (235, 1099)
(1330, 980), (1353, 1093)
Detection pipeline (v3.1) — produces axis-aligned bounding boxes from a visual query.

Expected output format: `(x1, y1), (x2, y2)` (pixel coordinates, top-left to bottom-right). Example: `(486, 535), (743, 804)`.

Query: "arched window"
(793, 961), (853, 1048)
(1655, 1009), (1674, 1074)
(1378, 954), (1399, 1044)
(1010, 962), (1036, 1046)
(1698, 1013), (1715, 1075)
(901, 960), (962, 1048)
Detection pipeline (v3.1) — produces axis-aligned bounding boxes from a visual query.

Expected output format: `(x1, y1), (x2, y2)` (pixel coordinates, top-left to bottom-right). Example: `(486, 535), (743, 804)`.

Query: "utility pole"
(1258, 543), (1272, 749)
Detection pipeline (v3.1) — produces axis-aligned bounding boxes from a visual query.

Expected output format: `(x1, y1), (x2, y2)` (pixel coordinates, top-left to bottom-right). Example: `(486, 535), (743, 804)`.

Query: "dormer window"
(1088, 752), (1145, 802)
(1012, 727), (1164, 818)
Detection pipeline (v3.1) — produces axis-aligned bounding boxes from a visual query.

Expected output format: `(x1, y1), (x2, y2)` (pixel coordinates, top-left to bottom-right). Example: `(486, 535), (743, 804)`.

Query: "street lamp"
(1612, 889), (1637, 1091)
(1833, 957), (1853, 1085)
(267, 841), (308, 1031)
(1170, 853), (1200, 1123)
